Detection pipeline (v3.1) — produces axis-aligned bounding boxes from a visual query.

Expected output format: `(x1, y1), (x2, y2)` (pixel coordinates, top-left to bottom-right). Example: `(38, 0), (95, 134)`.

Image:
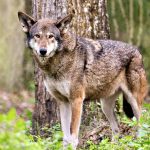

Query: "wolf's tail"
(123, 94), (134, 118)
(121, 49), (148, 119)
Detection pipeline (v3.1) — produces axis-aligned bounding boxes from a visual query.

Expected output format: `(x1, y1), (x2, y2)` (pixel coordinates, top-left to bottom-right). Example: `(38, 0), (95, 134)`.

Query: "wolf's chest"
(44, 77), (71, 99)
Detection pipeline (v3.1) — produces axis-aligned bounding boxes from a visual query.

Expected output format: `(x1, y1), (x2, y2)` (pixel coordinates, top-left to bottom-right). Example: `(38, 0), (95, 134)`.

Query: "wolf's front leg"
(59, 102), (72, 148)
(70, 97), (84, 149)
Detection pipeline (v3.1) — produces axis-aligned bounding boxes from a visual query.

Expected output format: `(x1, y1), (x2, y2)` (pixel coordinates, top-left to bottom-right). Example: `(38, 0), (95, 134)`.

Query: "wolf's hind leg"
(101, 93), (120, 137)
(120, 84), (140, 121)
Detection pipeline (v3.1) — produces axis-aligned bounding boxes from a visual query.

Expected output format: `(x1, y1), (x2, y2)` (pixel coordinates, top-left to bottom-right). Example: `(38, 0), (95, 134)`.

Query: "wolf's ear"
(55, 14), (73, 30)
(18, 11), (36, 33)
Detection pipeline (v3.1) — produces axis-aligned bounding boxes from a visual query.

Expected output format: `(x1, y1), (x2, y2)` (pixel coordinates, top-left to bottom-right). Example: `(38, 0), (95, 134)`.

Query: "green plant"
(0, 108), (73, 150)
(1, 103), (150, 150)
(86, 103), (150, 150)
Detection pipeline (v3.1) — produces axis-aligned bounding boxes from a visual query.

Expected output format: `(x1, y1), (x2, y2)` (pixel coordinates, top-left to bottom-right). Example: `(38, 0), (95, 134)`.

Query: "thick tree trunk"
(31, 0), (67, 135)
(67, 0), (110, 39)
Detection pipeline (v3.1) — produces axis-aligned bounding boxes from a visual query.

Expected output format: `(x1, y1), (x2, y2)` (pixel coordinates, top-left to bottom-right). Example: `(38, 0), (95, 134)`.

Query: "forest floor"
(0, 90), (34, 115)
(0, 89), (150, 150)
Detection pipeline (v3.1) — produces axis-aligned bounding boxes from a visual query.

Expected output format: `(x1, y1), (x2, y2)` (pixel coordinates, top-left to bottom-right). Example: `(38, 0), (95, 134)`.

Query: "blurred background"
(0, 0), (150, 113)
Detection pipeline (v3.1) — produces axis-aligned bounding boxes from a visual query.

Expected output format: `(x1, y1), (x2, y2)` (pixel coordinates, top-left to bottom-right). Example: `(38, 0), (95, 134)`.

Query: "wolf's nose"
(39, 48), (47, 56)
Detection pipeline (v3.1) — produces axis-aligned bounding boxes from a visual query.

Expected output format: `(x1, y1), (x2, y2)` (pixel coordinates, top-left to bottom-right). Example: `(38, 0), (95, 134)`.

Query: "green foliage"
(27, 81), (35, 92)
(86, 130), (150, 150)
(0, 108), (72, 150)
(85, 103), (150, 150)
(0, 104), (150, 150)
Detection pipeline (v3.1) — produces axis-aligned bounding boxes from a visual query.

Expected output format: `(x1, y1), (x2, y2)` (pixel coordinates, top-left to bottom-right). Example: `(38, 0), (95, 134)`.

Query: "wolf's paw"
(63, 135), (78, 150)
(111, 129), (120, 143)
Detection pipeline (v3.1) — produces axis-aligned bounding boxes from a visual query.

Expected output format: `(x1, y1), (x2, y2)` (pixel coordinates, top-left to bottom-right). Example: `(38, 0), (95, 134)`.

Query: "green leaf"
(7, 108), (17, 121)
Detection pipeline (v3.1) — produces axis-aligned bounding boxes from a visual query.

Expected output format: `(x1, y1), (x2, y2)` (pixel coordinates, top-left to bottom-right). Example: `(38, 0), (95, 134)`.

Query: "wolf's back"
(98, 40), (140, 61)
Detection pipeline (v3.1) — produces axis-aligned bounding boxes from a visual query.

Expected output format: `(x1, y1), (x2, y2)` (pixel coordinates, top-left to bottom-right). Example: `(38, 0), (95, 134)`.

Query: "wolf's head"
(18, 12), (73, 63)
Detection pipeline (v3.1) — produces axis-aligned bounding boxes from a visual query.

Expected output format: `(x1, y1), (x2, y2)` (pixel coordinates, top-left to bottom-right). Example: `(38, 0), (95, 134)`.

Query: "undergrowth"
(0, 103), (150, 150)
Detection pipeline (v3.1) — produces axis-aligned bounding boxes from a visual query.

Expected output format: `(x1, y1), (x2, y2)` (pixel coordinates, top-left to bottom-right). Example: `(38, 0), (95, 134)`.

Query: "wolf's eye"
(34, 34), (40, 39)
(47, 34), (54, 39)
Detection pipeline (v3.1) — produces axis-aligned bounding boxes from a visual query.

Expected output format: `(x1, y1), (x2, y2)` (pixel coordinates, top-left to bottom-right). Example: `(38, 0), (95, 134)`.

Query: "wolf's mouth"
(37, 55), (49, 64)
(40, 55), (48, 58)
(41, 57), (47, 62)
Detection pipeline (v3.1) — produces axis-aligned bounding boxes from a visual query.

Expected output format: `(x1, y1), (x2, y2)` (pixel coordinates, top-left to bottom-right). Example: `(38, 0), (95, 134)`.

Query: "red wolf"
(18, 12), (148, 149)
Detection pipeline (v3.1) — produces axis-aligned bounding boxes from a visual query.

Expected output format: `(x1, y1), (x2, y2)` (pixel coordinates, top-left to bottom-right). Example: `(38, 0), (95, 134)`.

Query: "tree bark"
(31, 0), (110, 136)
(67, 0), (110, 39)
